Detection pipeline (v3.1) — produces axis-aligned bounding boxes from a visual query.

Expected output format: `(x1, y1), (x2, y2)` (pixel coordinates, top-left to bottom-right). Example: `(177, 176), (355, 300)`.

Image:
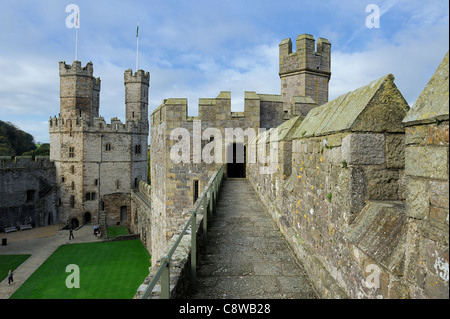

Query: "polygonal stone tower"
(59, 61), (101, 123)
(124, 69), (150, 125)
(279, 34), (331, 110)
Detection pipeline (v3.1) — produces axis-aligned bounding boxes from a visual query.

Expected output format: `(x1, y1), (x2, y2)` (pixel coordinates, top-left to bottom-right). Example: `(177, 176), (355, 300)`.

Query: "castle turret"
(59, 61), (101, 123)
(124, 69), (150, 124)
(279, 34), (331, 110)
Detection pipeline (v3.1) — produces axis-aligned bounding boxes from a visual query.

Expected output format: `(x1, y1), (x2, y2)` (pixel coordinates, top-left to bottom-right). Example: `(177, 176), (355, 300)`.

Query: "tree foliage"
(0, 120), (36, 156)
(22, 143), (50, 158)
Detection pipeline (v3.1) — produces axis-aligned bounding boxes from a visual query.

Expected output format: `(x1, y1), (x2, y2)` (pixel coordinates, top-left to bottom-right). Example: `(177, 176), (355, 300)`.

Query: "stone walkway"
(0, 225), (102, 299)
(188, 179), (318, 299)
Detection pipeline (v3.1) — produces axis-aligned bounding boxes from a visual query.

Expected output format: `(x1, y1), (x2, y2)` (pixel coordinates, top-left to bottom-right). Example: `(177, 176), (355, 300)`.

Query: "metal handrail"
(141, 165), (225, 299)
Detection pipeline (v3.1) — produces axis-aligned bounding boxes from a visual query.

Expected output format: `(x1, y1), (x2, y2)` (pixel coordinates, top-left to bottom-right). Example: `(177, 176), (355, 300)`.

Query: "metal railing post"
(208, 188), (213, 221)
(203, 197), (208, 244)
(138, 165), (225, 299)
(190, 212), (196, 288)
(209, 187), (214, 215)
(161, 256), (170, 299)
(213, 180), (217, 206)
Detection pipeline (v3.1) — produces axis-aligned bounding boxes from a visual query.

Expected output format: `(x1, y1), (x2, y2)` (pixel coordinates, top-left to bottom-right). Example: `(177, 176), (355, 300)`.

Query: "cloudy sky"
(0, 0), (448, 143)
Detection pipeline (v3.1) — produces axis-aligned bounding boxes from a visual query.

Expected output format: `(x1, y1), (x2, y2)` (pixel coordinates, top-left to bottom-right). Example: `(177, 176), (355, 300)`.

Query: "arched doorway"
(84, 212), (91, 224)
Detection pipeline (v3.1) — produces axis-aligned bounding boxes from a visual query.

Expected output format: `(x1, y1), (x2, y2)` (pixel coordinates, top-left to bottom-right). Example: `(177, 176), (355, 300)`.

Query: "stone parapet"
(248, 72), (413, 298)
(0, 156), (54, 169)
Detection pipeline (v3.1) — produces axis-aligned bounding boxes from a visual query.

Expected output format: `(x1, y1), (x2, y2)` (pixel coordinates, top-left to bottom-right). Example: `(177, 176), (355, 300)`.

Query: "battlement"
(279, 34), (331, 76)
(150, 91), (268, 127)
(0, 156), (54, 169)
(49, 115), (148, 134)
(124, 69), (150, 85)
(279, 34), (331, 107)
(59, 61), (101, 87)
(59, 61), (94, 77)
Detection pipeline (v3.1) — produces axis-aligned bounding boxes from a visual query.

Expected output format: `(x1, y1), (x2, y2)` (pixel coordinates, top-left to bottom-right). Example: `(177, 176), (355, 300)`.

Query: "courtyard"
(0, 225), (150, 299)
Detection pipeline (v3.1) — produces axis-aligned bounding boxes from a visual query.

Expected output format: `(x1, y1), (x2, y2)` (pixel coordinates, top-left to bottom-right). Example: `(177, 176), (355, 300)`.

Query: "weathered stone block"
(426, 122), (449, 146)
(387, 278), (410, 299)
(430, 207), (449, 230)
(405, 126), (427, 145)
(324, 146), (342, 164)
(425, 272), (449, 299)
(430, 181), (449, 210)
(346, 201), (407, 276)
(385, 134), (405, 168)
(349, 166), (367, 217)
(405, 146), (448, 180)
(342, 133), (385, 165)
(365, 166), (400, 200)
(406, 178), (429, 219)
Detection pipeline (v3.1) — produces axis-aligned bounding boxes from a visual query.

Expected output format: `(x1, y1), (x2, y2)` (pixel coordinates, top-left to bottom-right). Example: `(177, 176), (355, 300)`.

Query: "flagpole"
(75, 27), (78, 61)
(136, 20), (139, 71)
(75, 10), (79, 61)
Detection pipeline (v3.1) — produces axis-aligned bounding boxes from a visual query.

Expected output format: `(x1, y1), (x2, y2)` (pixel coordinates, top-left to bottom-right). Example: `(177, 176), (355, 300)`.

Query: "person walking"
(69, 228), (74, 240)
(7, 269), (13, 285)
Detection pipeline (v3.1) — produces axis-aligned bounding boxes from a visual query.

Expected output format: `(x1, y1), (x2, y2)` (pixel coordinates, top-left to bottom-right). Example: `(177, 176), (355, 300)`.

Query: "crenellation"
(279, 34), (331, 108)
(49, 115), (148, 135)
(0, 155), (54, 169)
(59, 60), (94, 77)
(124, 69), (150, 84)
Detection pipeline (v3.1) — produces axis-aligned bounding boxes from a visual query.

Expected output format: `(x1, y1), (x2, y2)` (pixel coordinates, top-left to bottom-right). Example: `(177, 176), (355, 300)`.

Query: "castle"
(0, 63), (150, 232)
(0, 33), (448, 299)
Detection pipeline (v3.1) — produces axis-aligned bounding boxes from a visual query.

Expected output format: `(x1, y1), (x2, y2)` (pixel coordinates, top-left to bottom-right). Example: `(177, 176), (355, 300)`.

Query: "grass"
(106, 225), (129, 239)
(0, 255), (31, 281)
(10, 239), (150, 299)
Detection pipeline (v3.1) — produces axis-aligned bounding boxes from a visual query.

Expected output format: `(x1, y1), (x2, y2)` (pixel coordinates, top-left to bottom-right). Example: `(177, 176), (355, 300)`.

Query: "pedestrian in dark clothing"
(8, 270), (13, 285)
(69, 228), (74, 240)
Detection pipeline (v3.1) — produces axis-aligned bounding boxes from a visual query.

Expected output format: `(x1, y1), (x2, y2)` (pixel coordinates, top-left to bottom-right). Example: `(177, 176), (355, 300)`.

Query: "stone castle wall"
(146, 33), (332, 264)
(148, 88), (307, 261)
(248, 53), (449, 299)
(130, 181), (152, 253)
(401, 52), (449, 298)
(0, 156), (58, 231)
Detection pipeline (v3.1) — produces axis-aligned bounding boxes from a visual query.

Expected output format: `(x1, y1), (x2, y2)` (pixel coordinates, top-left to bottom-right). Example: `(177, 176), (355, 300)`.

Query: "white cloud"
(330, 18), (449, 106)
(0, 0), (448, 144)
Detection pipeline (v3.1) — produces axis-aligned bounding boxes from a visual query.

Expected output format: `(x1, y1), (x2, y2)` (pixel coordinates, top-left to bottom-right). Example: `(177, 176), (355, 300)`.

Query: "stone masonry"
(147, 34), (331, 262)
(49, 61), (149, 232)
(3, 31), (446, 300)
(0, 156), (58, 230)
(248, 52), (449, 298)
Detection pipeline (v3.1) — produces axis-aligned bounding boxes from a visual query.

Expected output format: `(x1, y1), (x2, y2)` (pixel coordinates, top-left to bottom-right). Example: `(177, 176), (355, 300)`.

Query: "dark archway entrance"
(227, 143), (246, 178)
(84, 212), (91, 224)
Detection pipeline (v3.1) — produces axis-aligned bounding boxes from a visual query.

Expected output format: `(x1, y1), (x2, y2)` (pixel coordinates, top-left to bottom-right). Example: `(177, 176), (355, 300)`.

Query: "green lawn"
(10, 239), (150, 299)
(106, 225), (129, 239)
(0, 255), (31, 281)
